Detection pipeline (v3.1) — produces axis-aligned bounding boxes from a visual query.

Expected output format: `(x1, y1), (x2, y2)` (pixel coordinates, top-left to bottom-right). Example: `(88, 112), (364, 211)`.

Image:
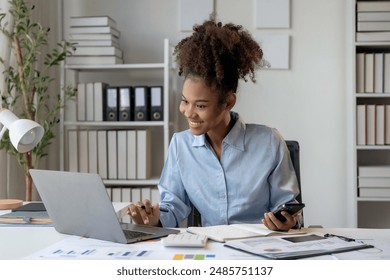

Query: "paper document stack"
(225, 234), (374, 259)
(187, 223), (306, 242)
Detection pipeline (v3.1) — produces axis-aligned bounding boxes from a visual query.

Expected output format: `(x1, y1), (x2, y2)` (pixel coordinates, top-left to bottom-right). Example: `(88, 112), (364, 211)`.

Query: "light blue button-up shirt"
(159, 112), (299, 227)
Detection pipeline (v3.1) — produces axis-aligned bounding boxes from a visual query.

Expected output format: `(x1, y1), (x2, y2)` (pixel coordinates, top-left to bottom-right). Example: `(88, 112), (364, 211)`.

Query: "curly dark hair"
(173, 16), (263, 103)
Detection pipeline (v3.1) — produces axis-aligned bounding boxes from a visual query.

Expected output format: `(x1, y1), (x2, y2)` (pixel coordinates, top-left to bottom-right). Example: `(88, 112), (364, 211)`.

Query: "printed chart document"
(224, 234), (374, 260)
(22, 235), (260, 260)
(187, 223), (306, 242)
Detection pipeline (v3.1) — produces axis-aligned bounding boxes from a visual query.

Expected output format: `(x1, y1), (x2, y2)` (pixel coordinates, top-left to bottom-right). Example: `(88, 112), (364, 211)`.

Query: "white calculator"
(162, 233), (208, 247)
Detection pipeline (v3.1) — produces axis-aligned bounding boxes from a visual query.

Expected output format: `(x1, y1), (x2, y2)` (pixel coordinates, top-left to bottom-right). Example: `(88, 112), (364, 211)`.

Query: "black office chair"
(187, 140), (302, 227)
(286, 140), (302, 204)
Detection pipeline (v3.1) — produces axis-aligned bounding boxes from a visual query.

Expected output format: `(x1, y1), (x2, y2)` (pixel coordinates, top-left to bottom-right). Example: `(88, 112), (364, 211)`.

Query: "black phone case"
(273, 203), (305, 222)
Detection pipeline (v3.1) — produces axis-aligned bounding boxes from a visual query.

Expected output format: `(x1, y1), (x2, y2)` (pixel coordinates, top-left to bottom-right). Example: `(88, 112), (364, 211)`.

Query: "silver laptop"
(30, 169), (179, 244)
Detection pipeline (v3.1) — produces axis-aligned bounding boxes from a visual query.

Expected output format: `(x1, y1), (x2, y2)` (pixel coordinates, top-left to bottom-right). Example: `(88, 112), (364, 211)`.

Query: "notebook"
(12, 202), (46, 212)
(30, 169), (179, 244)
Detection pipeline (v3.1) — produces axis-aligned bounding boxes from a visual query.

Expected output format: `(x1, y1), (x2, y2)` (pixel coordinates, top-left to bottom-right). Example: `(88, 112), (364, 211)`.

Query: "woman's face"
(179, 77), (231, 136)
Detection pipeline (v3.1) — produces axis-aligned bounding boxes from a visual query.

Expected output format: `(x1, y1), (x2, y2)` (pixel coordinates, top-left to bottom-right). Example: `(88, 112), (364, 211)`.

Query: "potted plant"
(0, 0), (75, 201)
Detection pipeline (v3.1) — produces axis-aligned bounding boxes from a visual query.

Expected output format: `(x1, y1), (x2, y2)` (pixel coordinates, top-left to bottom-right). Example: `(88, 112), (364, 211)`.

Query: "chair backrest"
(187, 140), (302, 227)
(285, 140), (302, 203)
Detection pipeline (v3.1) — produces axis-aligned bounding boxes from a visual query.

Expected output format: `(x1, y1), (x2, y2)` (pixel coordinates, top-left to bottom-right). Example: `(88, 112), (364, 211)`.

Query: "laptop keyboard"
(123, 230), (153, 240)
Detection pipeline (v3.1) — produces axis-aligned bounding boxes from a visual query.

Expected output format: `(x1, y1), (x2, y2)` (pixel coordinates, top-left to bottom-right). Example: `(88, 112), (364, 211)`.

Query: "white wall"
(61, 0), (349, 227)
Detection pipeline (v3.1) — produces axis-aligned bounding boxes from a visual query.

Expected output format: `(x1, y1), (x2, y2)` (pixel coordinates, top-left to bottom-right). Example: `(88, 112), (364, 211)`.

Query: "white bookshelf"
(59, 39), (173, 197)
(349, 0), (390, 228)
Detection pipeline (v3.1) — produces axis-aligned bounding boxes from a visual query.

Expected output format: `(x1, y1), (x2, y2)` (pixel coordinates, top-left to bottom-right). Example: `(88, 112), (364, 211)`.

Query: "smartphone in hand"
(272, 203), (305, 222)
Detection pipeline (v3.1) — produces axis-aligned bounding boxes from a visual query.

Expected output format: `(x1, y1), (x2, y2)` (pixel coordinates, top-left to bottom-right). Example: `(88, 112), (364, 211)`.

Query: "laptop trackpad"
(121, 223), (156, 233)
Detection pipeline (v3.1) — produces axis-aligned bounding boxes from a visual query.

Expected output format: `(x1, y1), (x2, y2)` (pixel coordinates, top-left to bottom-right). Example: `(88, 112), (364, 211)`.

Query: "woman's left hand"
(262, 211), (298, 231)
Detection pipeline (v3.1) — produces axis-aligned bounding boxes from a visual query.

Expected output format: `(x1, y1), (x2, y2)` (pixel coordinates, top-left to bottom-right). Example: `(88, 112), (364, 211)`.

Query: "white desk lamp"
(0, 108), (44, 210)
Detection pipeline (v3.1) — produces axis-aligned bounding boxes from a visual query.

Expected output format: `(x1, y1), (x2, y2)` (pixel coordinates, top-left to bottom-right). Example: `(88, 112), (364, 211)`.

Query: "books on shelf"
(357, 1), (390, 12)
(73, 46), (122, 57)
(356, 2), (390, 41)
(356, 52), (386, 94)
(359, 165), (390, 177)
(385, 54), (390, 93)
(356, 104), (390, 146)
(70, 15), (117, 28)
(97, 130), (108, 179)
(86, 82), (94, 121)
(187, 224), (306, 243)
(366, 104), (375, 145)
(69, 26), (120, 37)
(67, 15), (124, 65)
(357, 21), (390, 32)
(70, 39), (119, 47)
(359, 187), (390, 197)
(67, 129), (152, 180)
(356, 1), (390, 40)
(127, 130), (137, 180)
(94, 82), (107, 122)
(68, 130), (78, 172)
(356, 31), (390, 42)
(357, 12), (390, 22)
(358, 51), (390, 94)
(387, 105), (390, 144)
(136, 129), (152, 180)
(117, 130), (127, 180)
(356, 53), (365, 93)
(69, 32), (119, 41)
(107, 130), (118, 180)
(88, 130), (98, 174)
(376, 104), (385, 145)
(364, 53), (374, 93)
(77, 82), (107, 122)
(374, 53), (384, 93)
(358, 165), (390, 198)
(78, 130), (89, 173)
(356, 104), (366, 145)
(66, 55), (123, 65)
(77, 83), (86, 121)
(359, 177), (390, 187)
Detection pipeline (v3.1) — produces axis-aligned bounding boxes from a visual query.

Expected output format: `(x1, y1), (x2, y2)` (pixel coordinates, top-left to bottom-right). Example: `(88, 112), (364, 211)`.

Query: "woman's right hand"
(127, 199), (161, 226)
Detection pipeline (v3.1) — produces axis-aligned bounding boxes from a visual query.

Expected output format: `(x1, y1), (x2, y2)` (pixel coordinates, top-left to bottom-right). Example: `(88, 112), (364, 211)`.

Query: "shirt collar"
(192, 111), (246, 151)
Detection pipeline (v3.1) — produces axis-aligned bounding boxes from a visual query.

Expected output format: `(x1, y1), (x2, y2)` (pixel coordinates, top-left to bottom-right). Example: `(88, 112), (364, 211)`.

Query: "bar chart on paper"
(173, 254), (216, 260)
(28, 243), (154, 259)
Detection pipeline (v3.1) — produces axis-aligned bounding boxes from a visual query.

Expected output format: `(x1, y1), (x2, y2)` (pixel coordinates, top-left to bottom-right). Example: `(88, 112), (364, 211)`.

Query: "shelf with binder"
(64, 63), (165, 71)
(349, 1), (390, 228)
(59, 39), (173, 190)
(63, 121), (165, 127)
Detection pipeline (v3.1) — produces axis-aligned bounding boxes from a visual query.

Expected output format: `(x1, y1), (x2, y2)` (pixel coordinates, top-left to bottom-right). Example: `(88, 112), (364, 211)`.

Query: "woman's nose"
(181, 104), (194, 118)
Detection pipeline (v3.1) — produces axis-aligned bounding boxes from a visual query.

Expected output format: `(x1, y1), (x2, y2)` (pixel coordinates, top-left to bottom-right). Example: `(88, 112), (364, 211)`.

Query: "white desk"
(1, 203), (390, 260)
(1, 222), (390, 260)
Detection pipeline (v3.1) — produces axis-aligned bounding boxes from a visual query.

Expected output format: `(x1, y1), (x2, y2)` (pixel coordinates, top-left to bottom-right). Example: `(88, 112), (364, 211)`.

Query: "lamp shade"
(0, 109), (44, 153)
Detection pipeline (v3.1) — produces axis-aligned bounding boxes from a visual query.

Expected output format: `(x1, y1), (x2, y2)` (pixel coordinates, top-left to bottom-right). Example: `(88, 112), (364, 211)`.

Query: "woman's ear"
(226, 92), (237, 110)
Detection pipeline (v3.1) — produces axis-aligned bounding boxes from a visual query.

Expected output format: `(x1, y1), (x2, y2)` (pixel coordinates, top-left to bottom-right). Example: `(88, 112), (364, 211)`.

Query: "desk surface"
(1, 203), (390, 260)
(1, 223), (390, 260)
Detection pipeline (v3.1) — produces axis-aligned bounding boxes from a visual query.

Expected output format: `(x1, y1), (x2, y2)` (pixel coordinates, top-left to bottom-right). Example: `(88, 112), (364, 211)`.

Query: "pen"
(324, 233), (356, 242)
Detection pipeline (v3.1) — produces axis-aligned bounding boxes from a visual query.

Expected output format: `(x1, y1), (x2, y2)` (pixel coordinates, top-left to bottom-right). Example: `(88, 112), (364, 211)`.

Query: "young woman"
(128, 16), (300, 231)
